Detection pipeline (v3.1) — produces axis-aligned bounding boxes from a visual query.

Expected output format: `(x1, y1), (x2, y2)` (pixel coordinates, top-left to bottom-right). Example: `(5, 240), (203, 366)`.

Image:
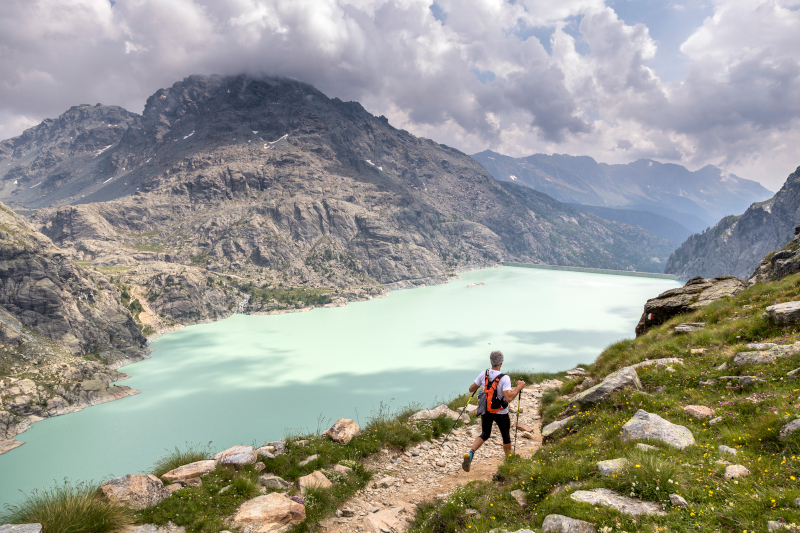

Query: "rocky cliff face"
(664, 166), (800, 280)
(473, 150), (773, 233)
(0, 201), (148, 451)
(0, 75), (676, 329)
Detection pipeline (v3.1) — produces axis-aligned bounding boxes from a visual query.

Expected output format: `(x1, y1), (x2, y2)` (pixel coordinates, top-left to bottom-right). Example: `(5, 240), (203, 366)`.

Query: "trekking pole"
(513, 388), (522, 456)
(441, 388), (477, 447)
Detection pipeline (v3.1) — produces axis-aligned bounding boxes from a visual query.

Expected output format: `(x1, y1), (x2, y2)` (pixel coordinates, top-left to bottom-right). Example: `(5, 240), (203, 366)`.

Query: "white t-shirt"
(475, 369), (512, 415)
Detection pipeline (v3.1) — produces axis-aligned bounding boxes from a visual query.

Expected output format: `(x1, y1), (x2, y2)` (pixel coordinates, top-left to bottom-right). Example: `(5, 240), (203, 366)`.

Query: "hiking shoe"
(462, 451), (473, 472)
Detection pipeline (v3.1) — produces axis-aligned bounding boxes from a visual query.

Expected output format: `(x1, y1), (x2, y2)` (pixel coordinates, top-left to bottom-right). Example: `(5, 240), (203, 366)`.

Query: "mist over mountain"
(472, 150), (773, 234)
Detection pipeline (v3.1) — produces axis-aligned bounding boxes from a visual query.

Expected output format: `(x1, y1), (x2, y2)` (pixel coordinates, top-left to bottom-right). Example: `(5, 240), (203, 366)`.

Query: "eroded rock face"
(620, 410), (696, 450)
(750, 224), (800, 283)
(541, 514), (597, 533)
(161, 459), (217, 483)
(570, 488), (666, 516)
(232, 493), (306, 533)
(322, 418), (360, 444)
(570, 367), (642, 405)
(635, 276), (747, 336)
(98, 474), (169, 510)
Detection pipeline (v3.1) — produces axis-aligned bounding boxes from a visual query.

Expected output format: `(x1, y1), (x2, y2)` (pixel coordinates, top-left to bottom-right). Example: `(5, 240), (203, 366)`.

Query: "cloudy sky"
(1, 0), (799, 190)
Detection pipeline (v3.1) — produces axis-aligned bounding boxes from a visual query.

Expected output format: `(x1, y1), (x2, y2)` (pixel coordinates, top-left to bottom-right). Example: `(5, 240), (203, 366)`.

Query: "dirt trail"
(319, 380), (562, 533)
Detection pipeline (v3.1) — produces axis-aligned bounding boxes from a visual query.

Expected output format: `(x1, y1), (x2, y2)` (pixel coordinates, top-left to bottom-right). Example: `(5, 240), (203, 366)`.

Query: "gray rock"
(709, 417), (724, 425)
(570, 367), (642, 405)
(0, 526), (42, 533)
(635, 443), (658, 451)
(213, 445), (257, 466)
(298, 454), (319, 467)
(738, 375), (764, 387)
(509, 489), (527, 507)
(465, 509), (480, 517)
(788, 368), (800, 377)
(764, 301), (800, 324)
(795, 497), (800, 508)
(745, 343), (776, 350)
(733, 351), (775, 365)
(620, 410), (696, 450)
(669, 494), (688, 508)
(779, 419), (800, 441)
(409, 405), (461, 421)
(322, 418), (360, 444)
(674, 322), (705, 333)
(767, 521), (784, 533)
(541, 515), (597, 533)
(718, 445), (737, 456)
(630, 358), (684, 369)
(98, 473), (170, 510)
(258, 474), (291, 490)
(122, 525), (186, 533)
(596, 458), (630, 476)
(570, 488), (666, 516)
(542, 416), (574, 438)
(266, 441), (287, 454)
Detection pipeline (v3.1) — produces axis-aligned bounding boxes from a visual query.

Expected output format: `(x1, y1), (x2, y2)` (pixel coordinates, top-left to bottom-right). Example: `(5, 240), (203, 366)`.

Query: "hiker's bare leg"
(471, 437), (484, 452)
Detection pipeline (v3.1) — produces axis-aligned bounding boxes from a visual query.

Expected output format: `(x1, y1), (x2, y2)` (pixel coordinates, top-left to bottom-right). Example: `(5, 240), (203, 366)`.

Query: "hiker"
(462, 350), (525, 472)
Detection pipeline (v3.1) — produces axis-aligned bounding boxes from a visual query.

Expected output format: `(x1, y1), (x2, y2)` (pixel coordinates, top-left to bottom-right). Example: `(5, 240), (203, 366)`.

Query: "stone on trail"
(683, 405), (715, 419)
(409, 404), (461, 421)
(570, 367), (642, 406)
(0, 525), (42, 533)
(718, 445), (737, 456)
(98, 473), (169, 510)
(620, 410), (695, 450)
(161, 459), (217, 483)
(724, 465), (751, 480)
(232, 492), (306, 533)
(779, 419), (800, 441)
(298, 471), (332, 494)
(542, 416), (574, 438)
(363, 502), (416, 533)
(570, 488), (666, 516)
(669, 494), (688, 508)
(322, 418), (361, 444)
(515, 422), (533, 432)
(213, 445), (257, 466)
(374, 476), (398, 488)
(541, 514), (597, 533)
(259, 474), (292, 490)
(764, 301), (800, 324)
(298, 454), (318, 467)
(596, 458), (630, 476)
(509, 489), (527, 507)
(635, 443), (658, 451)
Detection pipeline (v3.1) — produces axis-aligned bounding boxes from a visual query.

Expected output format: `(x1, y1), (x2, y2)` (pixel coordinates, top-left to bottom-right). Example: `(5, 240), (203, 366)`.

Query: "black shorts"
(480, 411), (511, 444)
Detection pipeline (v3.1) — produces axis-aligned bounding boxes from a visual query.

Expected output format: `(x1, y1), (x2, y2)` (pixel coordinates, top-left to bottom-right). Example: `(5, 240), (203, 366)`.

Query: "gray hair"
(489, 350), (504, 367)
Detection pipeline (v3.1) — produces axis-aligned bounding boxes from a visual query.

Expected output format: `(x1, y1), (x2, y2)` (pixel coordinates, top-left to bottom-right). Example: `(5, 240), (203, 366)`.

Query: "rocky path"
(319, 380), (561, 533)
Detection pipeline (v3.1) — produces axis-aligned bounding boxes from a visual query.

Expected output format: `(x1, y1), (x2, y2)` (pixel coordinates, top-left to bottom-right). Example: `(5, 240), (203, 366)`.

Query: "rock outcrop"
(570, 488), (666, 516)
(541, 514), (597, 533)
(620, 410), (696, 449)
(98, 474), (170, 510)
(635, 276), (747, 336)
(763, 301), (800, 324)
(570, 367), (642, 404)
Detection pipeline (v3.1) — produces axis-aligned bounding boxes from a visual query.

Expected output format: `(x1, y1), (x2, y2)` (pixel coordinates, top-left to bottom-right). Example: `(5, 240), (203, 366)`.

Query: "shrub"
(606, 449), (683, 503)
(0, 481), (133, 533)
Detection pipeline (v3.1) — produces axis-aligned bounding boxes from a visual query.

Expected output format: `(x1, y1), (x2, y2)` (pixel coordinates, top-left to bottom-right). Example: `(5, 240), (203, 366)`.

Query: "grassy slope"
(410, 274), (800, 533)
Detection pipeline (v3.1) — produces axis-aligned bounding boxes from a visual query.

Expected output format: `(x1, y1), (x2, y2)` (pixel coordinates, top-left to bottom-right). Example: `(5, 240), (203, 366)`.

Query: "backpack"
(476, 370), (508, 416)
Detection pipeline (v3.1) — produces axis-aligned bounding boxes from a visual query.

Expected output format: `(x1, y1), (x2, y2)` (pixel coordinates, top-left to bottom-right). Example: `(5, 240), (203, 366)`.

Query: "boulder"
(674, 323), (705, 333)
(779, 419), (800, 441)
(596, 458), (630, 476)
(259, 474), (292, 490)
(232, 493), (306, 533)
(683, 405), (714, 419)
(570, 367), (642, 405)
(0, 526), (42, 533)
(165, 483), (182, 494)
(733, 352), (776, 365)
(161, 459), (217, 483)
(669, 494), (688, 508)
(636, 276), (747, 336)
(333, 464), (353, 475)
(298, 454), (318, 467)
(510, 489), (527, 507)
(764, 301), (800, 324)
(363, 502), (416, 533)
(213, 445), (257, 466)
(746, 343), (776, 350)
(541, 515), (597, 533)
(542, 416), (574, 438)
(322, 418), (360, 444)
(298, 471), (332, 494)
(570, 488), (666, 516)
(98, 474), (169, 510)
(620, 410), (695, 450)
(724, 465), (750, 480)
(409, 405), (461, 421)
(718, 445), (737, 456)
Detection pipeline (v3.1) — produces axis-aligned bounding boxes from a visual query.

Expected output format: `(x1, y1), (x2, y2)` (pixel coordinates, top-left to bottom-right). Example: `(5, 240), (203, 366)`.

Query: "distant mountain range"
(472, 150), (773, 235)
(665, 166), (800, 280)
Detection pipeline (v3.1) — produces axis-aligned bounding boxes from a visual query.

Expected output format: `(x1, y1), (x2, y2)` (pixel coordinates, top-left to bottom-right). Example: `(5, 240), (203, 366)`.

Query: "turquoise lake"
(0, 266), (678, 506)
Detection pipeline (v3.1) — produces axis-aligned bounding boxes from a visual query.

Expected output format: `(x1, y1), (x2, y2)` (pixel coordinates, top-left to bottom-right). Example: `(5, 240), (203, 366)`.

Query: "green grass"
(409, 273), (800, 533)
(0, 481), (134, 533)
(150, 444), (211, 478)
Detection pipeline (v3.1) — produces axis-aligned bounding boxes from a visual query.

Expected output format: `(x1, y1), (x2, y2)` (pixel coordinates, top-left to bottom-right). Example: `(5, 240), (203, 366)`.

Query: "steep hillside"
(473, 150), (772, 232)
(0, 75), (675, 330)
(566, 203), (693, 245)
(665, 166), (800, 280)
